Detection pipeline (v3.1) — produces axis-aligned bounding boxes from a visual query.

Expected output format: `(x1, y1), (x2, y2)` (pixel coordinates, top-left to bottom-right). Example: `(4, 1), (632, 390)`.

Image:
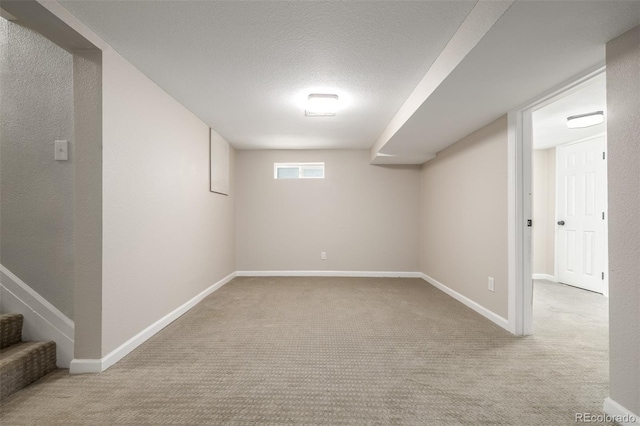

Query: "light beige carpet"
(0, 277), (610, 425)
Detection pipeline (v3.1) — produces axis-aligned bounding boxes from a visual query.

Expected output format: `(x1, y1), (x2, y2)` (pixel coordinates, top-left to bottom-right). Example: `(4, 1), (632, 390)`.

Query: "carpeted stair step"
(0, 340), (57, 400)
(0, 313), (23, 349)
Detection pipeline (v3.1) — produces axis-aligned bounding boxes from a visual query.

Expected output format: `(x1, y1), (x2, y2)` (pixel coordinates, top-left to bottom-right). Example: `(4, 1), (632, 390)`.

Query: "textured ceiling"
(59, 0), (477, 150)
(57, 0), (639, 160)
(532, 73), (606, 150)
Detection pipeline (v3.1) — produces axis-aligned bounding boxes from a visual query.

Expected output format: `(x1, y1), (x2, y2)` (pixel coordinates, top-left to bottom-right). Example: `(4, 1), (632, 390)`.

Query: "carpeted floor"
(0, 277), (610, 425)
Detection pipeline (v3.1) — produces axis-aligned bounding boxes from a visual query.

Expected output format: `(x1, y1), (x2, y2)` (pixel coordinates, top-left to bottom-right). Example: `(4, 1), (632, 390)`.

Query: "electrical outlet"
(488, 277), (495, 292)
(321, 252), (327, 260)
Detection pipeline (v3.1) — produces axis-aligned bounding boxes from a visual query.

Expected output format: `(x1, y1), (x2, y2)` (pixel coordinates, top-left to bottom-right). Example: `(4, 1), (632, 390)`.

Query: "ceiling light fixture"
(305, 94), (338, 117)
(566, 111), (604, 129)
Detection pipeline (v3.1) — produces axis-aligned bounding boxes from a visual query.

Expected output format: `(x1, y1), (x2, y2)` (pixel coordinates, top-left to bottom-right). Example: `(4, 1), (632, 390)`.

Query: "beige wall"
(0, 20), (75, 318)
(100, 47), (236, 355)
(606, 25), (640, 417)
(236, 150), (420, 272)
(420, 116), (508, 319)
(72, 48), (103, 359)
(532, 148), (556, 277)
(545, 149), (556, 277)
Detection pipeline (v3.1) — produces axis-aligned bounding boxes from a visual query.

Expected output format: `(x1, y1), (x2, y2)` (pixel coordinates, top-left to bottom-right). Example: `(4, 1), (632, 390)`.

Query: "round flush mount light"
(305, 94), (338, 117)
(566, 111), (604, 129)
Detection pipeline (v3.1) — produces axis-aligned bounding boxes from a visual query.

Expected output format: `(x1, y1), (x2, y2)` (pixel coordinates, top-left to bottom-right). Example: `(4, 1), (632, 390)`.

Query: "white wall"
(420, 116), (508, 319)
(236, 150), (420, 273)
(101, 47), (236, 355)
(532, 148), (556, 277)
(0, 19), (75, 318)
(606, 25), (640, 417)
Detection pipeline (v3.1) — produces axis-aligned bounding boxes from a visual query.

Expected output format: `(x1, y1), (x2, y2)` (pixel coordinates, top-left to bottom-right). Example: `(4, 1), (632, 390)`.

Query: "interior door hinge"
(602, 212), (605, 220)
(602, 272), (605, 280)
(603, 152), (606, 160)
(527, 219), (532, 227)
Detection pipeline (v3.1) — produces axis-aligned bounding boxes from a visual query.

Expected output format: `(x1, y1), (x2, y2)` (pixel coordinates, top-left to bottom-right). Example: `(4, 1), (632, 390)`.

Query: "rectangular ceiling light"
(306, 94), (338, 117)
(566, 111), (604, 129)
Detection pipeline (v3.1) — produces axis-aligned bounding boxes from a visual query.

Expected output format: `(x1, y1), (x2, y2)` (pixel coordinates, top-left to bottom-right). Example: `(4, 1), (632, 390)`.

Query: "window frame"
(274, 162), (325, 180)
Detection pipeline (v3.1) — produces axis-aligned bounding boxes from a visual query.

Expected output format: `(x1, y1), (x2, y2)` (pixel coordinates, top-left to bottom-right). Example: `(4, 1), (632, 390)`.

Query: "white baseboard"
(0, 265), (75, 368)
(70, 271), (236, 374)
(603, 398), (640, 425)
(236, 270), (422, 278)
(69, 358), (102, 374)
(420, 273), (510, 332)
(532, 273), (557, 282)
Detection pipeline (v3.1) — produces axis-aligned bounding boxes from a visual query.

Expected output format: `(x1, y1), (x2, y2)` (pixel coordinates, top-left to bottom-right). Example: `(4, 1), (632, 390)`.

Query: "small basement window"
(274, 162), (325, 179)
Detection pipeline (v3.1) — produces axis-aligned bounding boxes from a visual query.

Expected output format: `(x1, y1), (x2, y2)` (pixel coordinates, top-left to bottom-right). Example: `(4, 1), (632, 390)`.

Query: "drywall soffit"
(1, 0), (97, 52)
(369, 0), (514, 165)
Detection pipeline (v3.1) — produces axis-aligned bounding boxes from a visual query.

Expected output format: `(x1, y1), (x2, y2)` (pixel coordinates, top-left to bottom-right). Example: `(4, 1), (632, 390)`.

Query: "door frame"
(507, 63), (605, 336)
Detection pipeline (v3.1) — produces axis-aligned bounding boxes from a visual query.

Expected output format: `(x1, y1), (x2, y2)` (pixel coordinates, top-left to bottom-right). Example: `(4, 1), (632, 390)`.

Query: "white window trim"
(274, 162), (325, 179)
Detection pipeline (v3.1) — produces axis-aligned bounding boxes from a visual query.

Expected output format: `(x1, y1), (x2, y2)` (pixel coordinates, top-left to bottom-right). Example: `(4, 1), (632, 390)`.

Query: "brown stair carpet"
(0, 314), (23, 349)
(0, 341), (57, 400)
(0, 313), (57, 400)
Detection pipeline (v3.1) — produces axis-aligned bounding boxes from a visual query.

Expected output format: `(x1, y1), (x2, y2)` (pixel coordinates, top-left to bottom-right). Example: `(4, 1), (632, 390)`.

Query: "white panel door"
(556, 136), (607, 294)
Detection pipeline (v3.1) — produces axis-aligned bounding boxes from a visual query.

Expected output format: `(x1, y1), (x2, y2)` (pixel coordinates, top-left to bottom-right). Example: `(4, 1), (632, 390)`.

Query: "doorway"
(531, 72), (608, 297)
(508, 65), (608, 336)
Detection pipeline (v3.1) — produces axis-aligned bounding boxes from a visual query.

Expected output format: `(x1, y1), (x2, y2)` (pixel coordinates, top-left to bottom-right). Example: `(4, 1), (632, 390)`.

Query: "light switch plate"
(488, 277), (495, 292)
(55, 140), (68, 161)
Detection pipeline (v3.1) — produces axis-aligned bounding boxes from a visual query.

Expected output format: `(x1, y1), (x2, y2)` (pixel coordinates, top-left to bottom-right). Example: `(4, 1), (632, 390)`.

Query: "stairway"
(0, 313), (57, 400)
